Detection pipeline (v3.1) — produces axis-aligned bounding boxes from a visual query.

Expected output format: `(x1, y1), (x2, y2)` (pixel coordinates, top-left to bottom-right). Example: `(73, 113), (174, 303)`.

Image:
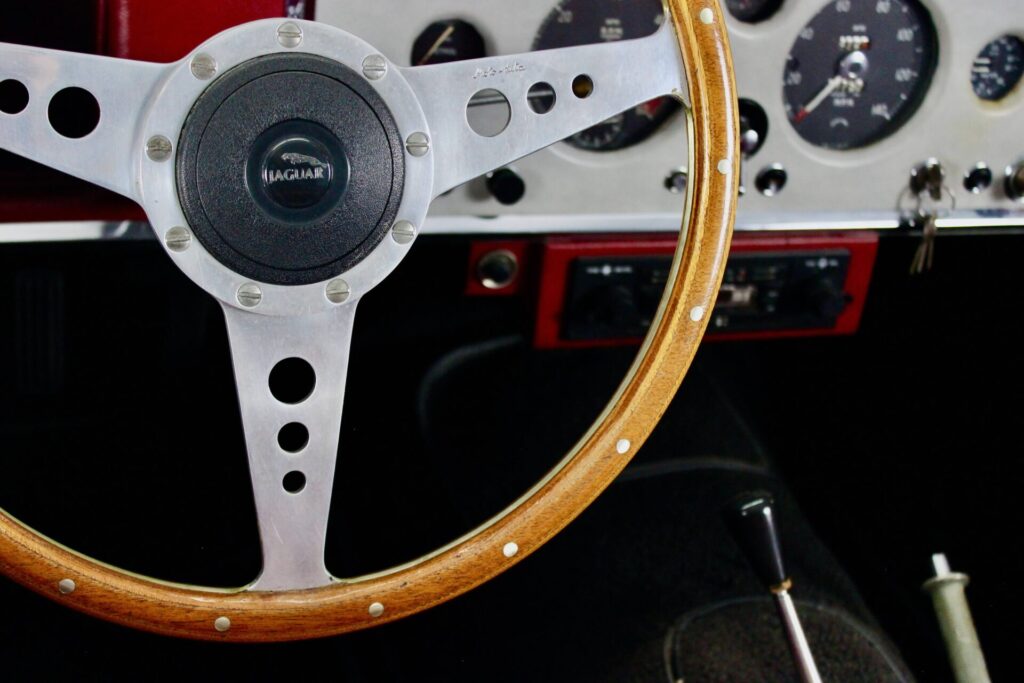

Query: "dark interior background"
(0, 231), (1020, 681)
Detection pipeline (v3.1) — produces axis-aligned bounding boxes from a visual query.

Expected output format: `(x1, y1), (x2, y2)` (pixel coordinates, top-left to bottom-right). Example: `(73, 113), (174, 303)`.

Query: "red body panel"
(1, 0), (306, 223)
(99, 0), (295, 62)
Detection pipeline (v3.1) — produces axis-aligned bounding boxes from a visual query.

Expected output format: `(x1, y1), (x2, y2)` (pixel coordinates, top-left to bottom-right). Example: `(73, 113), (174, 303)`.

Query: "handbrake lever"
(724, 492), (824, 683)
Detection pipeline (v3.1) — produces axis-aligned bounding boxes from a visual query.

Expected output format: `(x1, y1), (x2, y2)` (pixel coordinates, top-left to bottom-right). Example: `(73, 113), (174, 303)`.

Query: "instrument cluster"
(315, 0), (1024, 231)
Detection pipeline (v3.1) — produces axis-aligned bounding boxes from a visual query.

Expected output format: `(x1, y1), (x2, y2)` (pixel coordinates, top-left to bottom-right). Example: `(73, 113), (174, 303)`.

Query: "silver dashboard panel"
(317, 0), (1024, 232)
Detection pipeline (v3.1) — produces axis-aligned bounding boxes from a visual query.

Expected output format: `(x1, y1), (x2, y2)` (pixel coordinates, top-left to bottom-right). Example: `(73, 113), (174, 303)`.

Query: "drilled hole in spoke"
(467, 88), (511, 137)
(269, 358), (316, 404)
(527, 82), (556, 115)
(278, 422), (310, 453)
(0, 80), (29, 115)
(48, 87), (100, 138)
(572, 75), (594, 99)
(283, 471), (307, 494)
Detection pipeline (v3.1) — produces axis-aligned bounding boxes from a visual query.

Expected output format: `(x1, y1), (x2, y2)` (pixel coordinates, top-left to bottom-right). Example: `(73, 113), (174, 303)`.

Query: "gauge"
(411, 19), (486, 66)
(726, 0), (784, 24)
(971, 35), (1024, 102)
(532, 0), (680, 152)
(783, 0), (937, 150)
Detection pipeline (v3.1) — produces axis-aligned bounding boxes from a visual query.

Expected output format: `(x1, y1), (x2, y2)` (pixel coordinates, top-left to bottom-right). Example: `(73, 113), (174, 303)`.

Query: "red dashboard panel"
(530, 232), (879, 349)
(99, 0), (305, 62)
(0, 1), (310, 224)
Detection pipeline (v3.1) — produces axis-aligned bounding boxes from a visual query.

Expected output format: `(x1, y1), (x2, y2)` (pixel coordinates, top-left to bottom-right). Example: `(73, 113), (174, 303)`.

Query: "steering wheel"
(0, 0), (737, 641)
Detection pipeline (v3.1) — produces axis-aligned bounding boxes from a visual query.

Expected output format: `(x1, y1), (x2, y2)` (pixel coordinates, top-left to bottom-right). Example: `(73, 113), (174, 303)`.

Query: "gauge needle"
(793, 76), (844, 124)
(417, 24), (456, 65)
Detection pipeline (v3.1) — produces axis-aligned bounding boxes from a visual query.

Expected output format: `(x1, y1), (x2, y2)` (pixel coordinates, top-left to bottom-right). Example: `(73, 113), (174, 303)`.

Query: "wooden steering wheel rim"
(0, 0), (738, 642)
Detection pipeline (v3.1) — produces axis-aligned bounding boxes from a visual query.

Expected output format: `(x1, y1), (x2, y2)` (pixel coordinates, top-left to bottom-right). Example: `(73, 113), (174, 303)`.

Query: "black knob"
(487, 168), (526, 205)
(1006, 162), (1024, 201)
(723, 492), (789, 590)
(804, 277), (847, 319)
(963, 164), (993, 194)
(738, 99), (768, 158)
(755, 165), (787, 197)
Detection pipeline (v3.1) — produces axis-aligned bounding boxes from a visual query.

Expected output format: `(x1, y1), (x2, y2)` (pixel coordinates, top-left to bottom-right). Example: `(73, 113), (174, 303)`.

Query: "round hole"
(47, 87), (100, 139)
(278, 422), (310, 453)
(283, 471), (306, 494)
(527, 82), (556, 114)
(269, 358), (316, 404)
(572, 75), (594, 99)
(467, 88), (511, 137)
(0, 79), (29, 115)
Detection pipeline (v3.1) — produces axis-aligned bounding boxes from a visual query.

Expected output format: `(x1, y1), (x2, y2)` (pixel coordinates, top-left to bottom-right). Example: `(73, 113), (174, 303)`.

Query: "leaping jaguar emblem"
(281, 152), (329, 169)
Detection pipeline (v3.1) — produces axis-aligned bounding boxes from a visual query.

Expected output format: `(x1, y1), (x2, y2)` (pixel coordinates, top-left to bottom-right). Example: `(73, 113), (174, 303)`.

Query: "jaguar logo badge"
(267, 153), (329, 184)
(258, 133), (337, 211)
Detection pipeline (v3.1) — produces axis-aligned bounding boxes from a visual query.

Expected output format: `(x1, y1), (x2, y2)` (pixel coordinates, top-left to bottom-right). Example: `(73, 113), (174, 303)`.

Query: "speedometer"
(783, 0), (937, 150)
(533, 0), (680, 152)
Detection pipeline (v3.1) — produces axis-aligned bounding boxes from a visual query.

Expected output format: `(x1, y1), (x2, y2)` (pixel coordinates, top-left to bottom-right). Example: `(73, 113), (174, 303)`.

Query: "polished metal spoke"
(0, 43), (168, 202)
(402, 23), (686, 198)
(222, 304), (357, 591)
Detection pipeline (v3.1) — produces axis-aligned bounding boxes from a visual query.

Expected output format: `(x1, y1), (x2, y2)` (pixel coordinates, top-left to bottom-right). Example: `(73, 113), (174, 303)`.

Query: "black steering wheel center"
(248, 120), (350, 220)
(176, 54), (405, 286)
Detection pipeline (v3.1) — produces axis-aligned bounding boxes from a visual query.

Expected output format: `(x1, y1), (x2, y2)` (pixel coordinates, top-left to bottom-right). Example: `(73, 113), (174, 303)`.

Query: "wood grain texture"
(0, 0), (739, 642)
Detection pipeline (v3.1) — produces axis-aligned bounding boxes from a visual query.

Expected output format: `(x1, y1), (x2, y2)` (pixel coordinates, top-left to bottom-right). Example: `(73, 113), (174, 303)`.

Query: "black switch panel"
(562, 250), (851, 341)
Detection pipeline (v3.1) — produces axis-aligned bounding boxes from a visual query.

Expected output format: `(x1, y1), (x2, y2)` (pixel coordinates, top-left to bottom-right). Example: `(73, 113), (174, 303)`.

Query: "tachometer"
(783, 0), (937, 150)
(411, 20), (486, 66)
(971, 35), (1024, 102)
(532, 0), (680, 152)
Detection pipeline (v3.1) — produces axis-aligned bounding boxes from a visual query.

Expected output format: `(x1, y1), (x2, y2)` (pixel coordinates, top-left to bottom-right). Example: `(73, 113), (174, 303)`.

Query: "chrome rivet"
(277, 22), (303, 48)
(690, 306), (706, 322)
(616, 439), (631, 455)
(214, 616), (231, 632)
(503, 542), (519, 558)
(406, 132), (430, 157)
(146, 135), (173, 162)
(392, 221), (417, 245)
(368, 602), (385, 618)
(699, 8), (715, 24)
(237, 283), (263, 308)
(326, 279), (351, 304)
(717, 159), (732, 175)
(165, 226), (192, 253)
(58, 578), (76, 595)
(362, 54), (388, 81)
(190, 53), (218, 80)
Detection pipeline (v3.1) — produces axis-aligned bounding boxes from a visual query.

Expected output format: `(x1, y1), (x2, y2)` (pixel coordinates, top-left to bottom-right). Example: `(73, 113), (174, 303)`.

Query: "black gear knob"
(724, 492), (789, 591)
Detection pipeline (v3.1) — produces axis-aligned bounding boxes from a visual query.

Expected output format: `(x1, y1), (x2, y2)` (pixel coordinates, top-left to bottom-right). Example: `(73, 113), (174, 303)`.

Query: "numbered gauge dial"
(971, 35), (1024, 102)
(411, 20), (486, 66)
(783, 0), (937, 150)
(533, 0), (680, 152)
(726, 0), (784, 23)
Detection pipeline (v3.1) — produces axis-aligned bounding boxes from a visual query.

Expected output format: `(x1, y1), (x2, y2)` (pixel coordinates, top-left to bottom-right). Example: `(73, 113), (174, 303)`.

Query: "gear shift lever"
(724, 492), (824, 683)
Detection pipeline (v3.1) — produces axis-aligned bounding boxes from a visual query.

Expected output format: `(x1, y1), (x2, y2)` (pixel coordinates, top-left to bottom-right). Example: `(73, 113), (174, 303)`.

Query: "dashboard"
(0, 1), (1020, 342)
(311, 0), (1024, 233)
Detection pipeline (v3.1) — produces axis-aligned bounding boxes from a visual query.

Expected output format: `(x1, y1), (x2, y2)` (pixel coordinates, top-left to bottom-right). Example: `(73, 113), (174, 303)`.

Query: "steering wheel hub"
(175, 53), (405, 286)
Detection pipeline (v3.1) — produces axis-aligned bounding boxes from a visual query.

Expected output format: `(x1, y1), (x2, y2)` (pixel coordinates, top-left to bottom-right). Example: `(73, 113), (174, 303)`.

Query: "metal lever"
(724, 492), (824, 683)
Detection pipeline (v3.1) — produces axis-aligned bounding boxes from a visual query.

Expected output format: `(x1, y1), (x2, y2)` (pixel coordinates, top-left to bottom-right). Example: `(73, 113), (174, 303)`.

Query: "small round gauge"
(971, 35), (1024, 102)
(726, 0), (784, 24)
(783, 0), (937, 150)
(411, 20), (486, 66)
(532, 0), (681, 152)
